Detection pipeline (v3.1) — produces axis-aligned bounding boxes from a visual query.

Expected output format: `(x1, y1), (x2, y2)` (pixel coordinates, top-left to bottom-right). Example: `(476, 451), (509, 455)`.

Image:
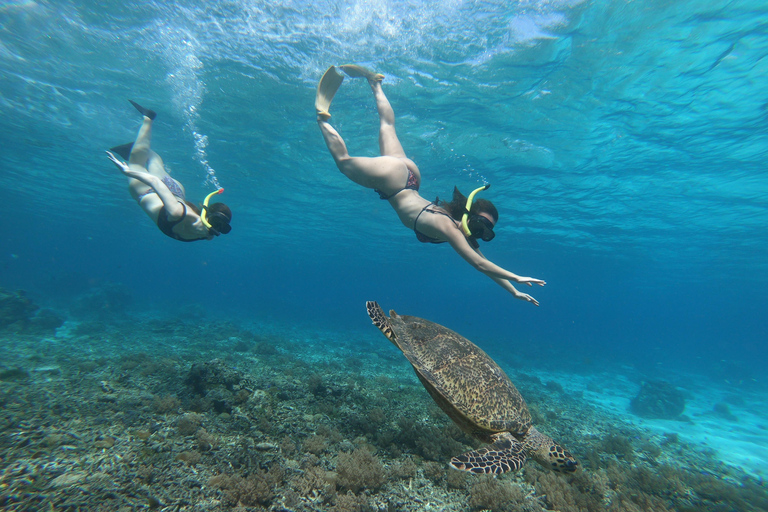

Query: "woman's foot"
(339, 64), (384, 82)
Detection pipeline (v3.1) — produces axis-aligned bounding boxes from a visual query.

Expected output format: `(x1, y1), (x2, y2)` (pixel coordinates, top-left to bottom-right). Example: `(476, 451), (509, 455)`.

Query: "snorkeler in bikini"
(316, 65), (545, 306)
(106, 100), (232, 242)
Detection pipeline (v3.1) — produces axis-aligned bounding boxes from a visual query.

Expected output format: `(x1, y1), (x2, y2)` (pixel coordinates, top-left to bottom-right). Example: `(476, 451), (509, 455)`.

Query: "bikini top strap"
(413, 203), (433, 234)
(414, 202), (454, 231)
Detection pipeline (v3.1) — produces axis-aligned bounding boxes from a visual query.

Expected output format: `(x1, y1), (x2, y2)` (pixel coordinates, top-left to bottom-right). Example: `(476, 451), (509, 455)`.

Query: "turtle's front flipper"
(450, 432), (527, 474)
(366, 301), (397, 343)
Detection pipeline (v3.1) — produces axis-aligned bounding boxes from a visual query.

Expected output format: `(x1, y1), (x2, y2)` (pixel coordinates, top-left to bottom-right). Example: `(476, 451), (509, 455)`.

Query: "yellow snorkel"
(461, 184), (490, 236)
(201, 188), (224, 229)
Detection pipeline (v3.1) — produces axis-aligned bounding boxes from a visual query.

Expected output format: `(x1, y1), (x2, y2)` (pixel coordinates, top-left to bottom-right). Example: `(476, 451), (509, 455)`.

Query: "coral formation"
(336, 447), (386, 492)
(0, 288), (38, 329)
(0, 288), (63, 333)
(27, 308), (65, 333)
(630, 380), (686, 419)
(469, 475), (527, 511)
(712, 402), (738, 422)
(70, 282), (133, 319)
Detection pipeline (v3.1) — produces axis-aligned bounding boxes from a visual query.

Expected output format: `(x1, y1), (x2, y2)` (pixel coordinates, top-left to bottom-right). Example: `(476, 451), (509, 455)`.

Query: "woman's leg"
(129, 116), (152, 169)
(125, 117), (153, 198)
(318, 117), (406, 190)
(371, 80), (406, 158)
(126, 116), (175, 197)
(128, 117), (170, 178)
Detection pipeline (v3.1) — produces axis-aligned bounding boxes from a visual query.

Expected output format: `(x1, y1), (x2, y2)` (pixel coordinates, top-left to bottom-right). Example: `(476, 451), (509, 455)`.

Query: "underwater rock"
(186, 359), (246, 395)
(50, 471), (87, 488)
(0, 367), (31, 382)
(0, 288), (65, 333)
(185, 359), (252, 414)
(0, 288), (38, 329)
(71, 282), (133, 319)
(28, 308), (65, 333)
(712, 402), (738, 422)
(630, 381), (686, 419)
(255, 442), (278, 451)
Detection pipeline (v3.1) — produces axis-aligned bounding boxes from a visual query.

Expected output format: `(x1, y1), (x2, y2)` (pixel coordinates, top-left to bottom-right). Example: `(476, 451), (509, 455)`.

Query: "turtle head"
(366, 301), (400, 344)
(524, 426), (579, 473)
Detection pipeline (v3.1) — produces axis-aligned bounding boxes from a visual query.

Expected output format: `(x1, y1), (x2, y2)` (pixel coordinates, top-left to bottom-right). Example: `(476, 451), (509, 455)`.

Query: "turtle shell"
(388, 311), (532, 437)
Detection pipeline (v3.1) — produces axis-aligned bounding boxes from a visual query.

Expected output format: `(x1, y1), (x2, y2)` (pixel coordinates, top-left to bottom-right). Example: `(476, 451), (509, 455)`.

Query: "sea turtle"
(366, 301), (578, 475)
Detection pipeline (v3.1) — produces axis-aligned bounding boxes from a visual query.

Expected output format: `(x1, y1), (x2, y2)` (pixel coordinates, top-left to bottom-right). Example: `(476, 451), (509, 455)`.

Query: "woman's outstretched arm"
(106, 151), (185, 219)
(443, 224), (545, 305)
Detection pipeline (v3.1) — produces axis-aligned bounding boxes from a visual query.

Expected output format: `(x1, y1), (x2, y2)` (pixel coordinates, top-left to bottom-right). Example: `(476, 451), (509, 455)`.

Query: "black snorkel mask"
(201, 188), (231, 236)
(468, 215), (495, 241)
(205, 211), (232, 236)
(461, 184), (495, 249)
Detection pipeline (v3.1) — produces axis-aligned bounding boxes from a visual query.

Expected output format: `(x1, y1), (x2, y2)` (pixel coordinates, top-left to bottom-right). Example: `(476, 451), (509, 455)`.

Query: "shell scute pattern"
(367, 301), (579, 475)
(397, 315), (531, 434)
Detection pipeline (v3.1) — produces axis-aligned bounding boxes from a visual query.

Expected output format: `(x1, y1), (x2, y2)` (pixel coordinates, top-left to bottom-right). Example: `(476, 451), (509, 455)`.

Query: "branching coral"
(335, 447), (385, 493)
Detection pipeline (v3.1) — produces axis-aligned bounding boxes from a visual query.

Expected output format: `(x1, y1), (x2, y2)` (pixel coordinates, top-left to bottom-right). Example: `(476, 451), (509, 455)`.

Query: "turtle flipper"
(366, 301), (397, 343)
(450, 432), (527, 474)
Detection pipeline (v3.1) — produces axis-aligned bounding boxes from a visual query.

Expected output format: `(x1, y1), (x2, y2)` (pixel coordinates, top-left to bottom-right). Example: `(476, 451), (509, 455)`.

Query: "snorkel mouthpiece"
(461, 183), (491, 237)
(201, 188), (224, 230)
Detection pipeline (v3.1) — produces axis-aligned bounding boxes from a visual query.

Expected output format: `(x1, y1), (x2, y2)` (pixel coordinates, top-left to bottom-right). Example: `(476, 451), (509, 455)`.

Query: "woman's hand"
(514, 290), (540, 306)
(105, 151), (132, 175)
(517, 276), (546, 287)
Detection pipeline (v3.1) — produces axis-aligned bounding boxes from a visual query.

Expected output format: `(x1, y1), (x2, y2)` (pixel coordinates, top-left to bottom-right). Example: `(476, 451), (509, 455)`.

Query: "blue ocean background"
(3, 0), (766, 371)
(2, 0), (768, 497)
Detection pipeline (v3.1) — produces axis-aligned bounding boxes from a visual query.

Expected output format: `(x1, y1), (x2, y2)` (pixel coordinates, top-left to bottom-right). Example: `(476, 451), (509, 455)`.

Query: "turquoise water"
(2, 1), (767, 402)
(3, 1), (768, 509)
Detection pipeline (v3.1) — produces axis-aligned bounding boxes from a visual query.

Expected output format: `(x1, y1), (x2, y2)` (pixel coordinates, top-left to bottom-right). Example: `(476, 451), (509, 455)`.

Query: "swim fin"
(109, 143), (134, 161)
(129, 99), (157, 120)
(339, 64), (384, 82)
(315, 66), (344, 119)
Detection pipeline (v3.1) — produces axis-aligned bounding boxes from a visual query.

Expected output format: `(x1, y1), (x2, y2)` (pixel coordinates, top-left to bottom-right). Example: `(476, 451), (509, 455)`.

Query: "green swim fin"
(315, 66), (344, 119)
(129, 99), (157, 120)
(339, 64), (384, 82)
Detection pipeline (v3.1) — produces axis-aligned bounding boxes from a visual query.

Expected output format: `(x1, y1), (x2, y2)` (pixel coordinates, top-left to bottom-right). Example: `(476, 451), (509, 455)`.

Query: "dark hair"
(208, 202), (232, 221)
(438, 186), (498, 223)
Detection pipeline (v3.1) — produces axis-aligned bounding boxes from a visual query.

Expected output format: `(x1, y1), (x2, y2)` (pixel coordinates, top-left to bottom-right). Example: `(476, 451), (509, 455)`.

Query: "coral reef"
(336, 446), (386, 493)
(0, 309), (765, 511)
(70, 282), (133, 319)
(26, 307), (65, 333)
(0, 288), (63, 333)
(712, 402), (738, 422)
(0, 288), (38, 329)
(468, 475), (528, 511)
(630, 380), (686, 419)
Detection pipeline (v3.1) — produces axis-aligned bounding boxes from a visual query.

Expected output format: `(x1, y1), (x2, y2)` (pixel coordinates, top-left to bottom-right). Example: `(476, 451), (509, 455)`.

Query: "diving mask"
(460, 184), (495, 243)
(201, 188), (231, 235)
(467, 214), (495, 242)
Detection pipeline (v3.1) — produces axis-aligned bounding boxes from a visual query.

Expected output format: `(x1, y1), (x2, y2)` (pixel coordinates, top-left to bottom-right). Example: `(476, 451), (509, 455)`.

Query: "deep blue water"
(1, 0), (767, 379)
